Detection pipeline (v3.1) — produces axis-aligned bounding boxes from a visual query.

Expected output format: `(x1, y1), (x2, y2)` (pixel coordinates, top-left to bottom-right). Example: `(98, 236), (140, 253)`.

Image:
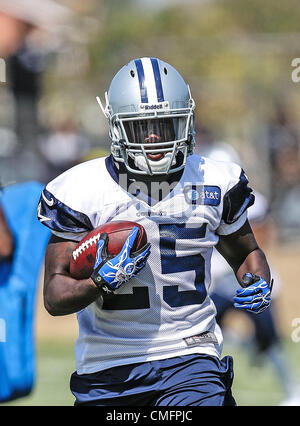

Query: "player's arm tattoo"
(216, 220), (271, 286)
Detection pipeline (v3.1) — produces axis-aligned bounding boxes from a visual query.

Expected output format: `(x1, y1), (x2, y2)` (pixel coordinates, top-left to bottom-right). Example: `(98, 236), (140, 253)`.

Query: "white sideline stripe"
(141, 57), (157, 103)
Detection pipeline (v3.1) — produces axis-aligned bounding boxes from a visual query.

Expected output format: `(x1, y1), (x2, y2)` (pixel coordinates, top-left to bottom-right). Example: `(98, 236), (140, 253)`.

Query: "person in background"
(0, 0), (75, 143)
(208, 173), (300, 406)
(0, 0), (78, 185)
(199, 138), (300, 405)
(0, 181), (51, 402)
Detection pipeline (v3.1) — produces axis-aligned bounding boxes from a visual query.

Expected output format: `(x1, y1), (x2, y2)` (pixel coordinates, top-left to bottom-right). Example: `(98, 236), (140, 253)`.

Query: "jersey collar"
(105, 154), (184, 206)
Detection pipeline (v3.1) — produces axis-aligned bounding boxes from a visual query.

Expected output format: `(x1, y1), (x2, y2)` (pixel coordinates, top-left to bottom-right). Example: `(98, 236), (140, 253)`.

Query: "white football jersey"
(38, 154), (254, 374)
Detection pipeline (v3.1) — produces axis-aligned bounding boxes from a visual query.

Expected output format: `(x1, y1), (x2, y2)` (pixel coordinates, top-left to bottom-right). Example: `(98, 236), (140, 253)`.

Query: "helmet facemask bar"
(110, 107), (195, 175)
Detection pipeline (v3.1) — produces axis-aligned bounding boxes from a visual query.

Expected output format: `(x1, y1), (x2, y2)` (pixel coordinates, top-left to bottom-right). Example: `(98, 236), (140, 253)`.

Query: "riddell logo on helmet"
(145, 104), (163, 110)
(139, 101), (169, 112)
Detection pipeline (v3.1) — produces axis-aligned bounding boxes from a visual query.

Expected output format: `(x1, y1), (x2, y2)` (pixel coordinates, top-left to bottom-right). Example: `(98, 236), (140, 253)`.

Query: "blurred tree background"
(1, 0), (300, 406)
(1, 0), (300, 236)
(40, 0), (300, 241)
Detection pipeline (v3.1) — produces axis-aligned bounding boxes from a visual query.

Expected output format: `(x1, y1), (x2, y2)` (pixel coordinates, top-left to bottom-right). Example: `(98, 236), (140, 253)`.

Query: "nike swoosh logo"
(42, 191), (55, 207)
(37, 202), (51, 222)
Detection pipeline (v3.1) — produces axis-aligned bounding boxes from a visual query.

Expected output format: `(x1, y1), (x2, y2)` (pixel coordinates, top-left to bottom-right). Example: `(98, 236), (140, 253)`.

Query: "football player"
(37, 57), (273, 406)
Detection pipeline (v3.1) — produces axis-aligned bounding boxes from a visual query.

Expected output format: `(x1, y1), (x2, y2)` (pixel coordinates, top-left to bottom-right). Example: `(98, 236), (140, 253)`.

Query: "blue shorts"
(70, 354), (236, 406)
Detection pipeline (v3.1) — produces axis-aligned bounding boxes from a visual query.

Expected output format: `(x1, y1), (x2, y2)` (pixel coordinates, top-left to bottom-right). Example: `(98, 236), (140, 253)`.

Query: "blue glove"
(233, 273), (273, 314)
(91, 226), (151, 295)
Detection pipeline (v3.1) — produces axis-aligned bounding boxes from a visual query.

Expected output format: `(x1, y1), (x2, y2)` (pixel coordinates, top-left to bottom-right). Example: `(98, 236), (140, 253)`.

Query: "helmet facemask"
(96, 57), (196, 176)
(113, 108), (195, 175)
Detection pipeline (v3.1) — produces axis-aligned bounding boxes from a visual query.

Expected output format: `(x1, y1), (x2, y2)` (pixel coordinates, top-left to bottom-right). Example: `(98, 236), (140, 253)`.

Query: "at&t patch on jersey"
(184, 185), (221, 206)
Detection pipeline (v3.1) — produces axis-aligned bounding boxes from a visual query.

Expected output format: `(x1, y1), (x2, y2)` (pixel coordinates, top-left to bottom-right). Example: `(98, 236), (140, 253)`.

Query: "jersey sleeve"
(37, 158), (110, 241)
(37, 187), (93, 241)
(217, 167), (255, 236)
(36, 158), (109, 241)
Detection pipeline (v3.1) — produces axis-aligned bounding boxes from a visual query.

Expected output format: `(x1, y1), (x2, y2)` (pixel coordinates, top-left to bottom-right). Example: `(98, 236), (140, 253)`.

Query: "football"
(69, 220), (147, 279)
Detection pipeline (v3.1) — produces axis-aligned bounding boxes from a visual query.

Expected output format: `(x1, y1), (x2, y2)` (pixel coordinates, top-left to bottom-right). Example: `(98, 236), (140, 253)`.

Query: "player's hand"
(91, 226), (151, 295)
(233, 273), (273, 314)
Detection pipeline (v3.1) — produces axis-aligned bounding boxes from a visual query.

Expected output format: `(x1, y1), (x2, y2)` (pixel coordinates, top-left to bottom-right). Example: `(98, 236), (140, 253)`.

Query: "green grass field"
(224, 340), (300, 406)
(2, 337), (300, 406)
(2, 339), (76, 406)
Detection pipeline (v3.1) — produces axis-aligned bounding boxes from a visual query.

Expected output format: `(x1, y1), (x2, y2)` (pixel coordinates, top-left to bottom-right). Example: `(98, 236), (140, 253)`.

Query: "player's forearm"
(235, 247), (271, 286)
(44, 273), (101, 316)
